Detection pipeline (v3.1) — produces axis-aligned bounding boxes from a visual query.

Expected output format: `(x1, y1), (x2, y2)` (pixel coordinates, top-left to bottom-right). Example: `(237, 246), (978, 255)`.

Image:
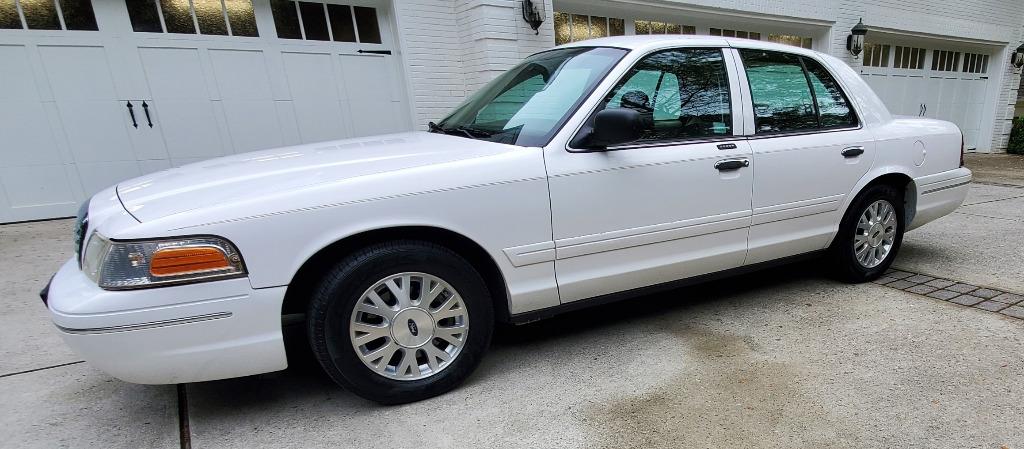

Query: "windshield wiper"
(450, 125), (493, 138)
(427, 122), (493, 139)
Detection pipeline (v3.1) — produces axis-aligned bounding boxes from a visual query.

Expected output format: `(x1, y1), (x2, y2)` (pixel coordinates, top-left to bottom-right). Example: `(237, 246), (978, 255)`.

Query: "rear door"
(735, 48), (875, 264)
(545, 47), (754, 302)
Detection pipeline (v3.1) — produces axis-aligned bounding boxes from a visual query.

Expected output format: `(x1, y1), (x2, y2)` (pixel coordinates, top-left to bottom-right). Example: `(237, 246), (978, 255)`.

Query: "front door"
(545, 47), (753, 302)
(736, 48), (875, 264)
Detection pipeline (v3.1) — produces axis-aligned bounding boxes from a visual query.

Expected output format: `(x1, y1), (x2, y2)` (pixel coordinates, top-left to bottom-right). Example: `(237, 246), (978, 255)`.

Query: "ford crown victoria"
(43, 36), (971, 404)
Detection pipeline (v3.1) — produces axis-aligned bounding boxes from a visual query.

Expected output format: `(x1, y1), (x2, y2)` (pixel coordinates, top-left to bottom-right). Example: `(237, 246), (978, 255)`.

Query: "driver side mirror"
(578, 108), (644, 151)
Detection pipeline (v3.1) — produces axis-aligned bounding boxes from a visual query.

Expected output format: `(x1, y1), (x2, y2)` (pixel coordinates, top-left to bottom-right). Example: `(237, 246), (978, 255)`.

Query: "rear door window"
(740, 49), (858, 134)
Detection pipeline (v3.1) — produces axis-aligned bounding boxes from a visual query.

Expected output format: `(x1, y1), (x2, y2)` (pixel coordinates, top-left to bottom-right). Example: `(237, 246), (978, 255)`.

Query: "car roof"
(558, 35), (822, 58)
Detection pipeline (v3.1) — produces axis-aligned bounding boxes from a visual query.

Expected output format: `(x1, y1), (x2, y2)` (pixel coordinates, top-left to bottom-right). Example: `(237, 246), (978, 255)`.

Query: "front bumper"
(45, 259), (288, 384)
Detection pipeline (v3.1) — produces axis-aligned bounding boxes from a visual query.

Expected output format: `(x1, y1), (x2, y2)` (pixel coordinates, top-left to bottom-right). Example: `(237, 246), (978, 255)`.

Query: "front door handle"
(841, 146), (865, 158)
(715, 159), (749, 171)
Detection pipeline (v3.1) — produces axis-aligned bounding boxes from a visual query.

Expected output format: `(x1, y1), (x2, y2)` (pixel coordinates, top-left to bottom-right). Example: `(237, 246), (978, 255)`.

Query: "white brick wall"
(392, 0), (1024, 150)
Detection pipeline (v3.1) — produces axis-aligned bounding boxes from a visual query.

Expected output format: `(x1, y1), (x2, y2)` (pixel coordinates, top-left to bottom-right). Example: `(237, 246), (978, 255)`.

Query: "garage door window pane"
(554, 11), (569, 45)
(326, 4), (355, 42)
(126, 0), (161, 32)
(59, 0), (98, 30)
(225, 0), (258, 36)
(160, 0), (196, 34)
(602, 48), (732, 142)
(22, 0), (61, 30)
(353, 6), (380, 44)
(590, 16), (607, 38)
(571, 14), (588, 41)
(270, 0), (300, 39)
(741, 50), (817, 133)
(298, 1), (328, 40)
(803, 57), (857, 128)
(635, 20), (650, 34)
(194, 0), (228, 35)
(0, 0), (22, 29)
(609, 18), (624, 36)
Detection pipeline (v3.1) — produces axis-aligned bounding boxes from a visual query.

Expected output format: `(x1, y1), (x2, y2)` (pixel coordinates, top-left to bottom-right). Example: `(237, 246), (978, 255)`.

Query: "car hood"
(117, 132), (520, 222)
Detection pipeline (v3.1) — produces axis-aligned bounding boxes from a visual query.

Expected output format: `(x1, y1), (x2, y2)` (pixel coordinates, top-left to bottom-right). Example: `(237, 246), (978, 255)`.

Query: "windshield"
(435, 47), (627, 147)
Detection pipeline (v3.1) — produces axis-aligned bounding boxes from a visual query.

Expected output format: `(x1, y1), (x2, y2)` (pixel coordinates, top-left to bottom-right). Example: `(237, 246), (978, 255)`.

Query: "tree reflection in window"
(741, 50), (818, 133)
(803, 58), (857, 128)
(601, 48), (732, 142)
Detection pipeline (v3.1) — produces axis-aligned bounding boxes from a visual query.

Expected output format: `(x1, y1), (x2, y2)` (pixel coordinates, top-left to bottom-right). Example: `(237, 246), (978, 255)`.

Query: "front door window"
(598, 48), (733, 143)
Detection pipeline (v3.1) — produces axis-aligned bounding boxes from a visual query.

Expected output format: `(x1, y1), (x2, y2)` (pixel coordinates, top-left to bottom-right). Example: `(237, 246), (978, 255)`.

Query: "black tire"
(306, 240), (494, 405)
(829, 183), (906, 283)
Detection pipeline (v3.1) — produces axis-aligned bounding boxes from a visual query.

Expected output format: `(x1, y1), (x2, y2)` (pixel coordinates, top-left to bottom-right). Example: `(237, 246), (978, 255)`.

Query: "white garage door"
(0, 0), (410, 223)
(859, 41), (991, 150)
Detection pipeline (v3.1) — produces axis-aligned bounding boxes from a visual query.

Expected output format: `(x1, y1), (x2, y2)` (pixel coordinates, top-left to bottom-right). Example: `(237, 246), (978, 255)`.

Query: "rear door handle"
(715, 159), (749, 171)
(841, 146), (865, 158)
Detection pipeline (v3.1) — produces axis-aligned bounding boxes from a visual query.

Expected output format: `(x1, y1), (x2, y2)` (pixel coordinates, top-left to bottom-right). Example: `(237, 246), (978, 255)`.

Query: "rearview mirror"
(590, 108), (643, 149)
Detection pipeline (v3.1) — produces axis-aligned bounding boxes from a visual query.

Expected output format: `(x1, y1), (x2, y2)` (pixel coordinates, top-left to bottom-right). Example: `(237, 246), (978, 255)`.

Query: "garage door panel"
(139, 47), (211, 101)
(75, 161), (142, 196)
(282, 52), (340, 100)
(220, 100), (284, 153)
(55, 100), (135, 163)
(208, 49), (274, 101)
(0, 45), (44, 101)
(0, 101), (63, 167)
(292, 99), (352, 143)
(339, 54), (399, 102)
(154, 100), (225, 160)
(0, 165), (77, 213)
(38, 46), (118, 100)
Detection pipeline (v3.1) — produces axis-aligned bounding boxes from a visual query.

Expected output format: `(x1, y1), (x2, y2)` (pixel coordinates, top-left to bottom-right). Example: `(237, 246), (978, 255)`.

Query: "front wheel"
(306, 241), (494, 404)
(829, 184), (905, 283)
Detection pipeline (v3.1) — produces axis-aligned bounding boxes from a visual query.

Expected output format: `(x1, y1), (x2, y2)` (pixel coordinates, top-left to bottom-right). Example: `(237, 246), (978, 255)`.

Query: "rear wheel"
(306, 241), (493, 404)
(829, 184), (905, 282)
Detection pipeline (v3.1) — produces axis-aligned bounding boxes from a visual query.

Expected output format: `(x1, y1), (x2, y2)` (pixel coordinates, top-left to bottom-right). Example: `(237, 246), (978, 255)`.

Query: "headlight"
(82, 233), (246, 290)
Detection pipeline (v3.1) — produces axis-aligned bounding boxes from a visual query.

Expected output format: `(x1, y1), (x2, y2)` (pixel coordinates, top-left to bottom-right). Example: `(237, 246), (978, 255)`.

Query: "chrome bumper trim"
(55, 312), (232, 335)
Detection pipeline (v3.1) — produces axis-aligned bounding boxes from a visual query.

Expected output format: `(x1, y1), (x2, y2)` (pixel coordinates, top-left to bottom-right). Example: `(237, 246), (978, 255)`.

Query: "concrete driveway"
(2, 159), (1023, 449)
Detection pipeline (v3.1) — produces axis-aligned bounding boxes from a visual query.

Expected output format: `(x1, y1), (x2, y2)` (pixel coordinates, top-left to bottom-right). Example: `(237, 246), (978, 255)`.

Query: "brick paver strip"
(906, 274), (936, 284)
(872, 276), (897, 285)
(975, 300), (1010, 312)
(876, 269), (1024, 321)
(951, 295), (986, 306)
(925, 279), (955, 289)
(884, 270), (913, 280)
(991, 293), (1024, 305)
(906, 284), (938, 295)
(946, 283), (979, 294)
(926, 290), (961, 301)
(972, 288), (1002, 299)
(886, 280), (917, 290)
(1000, 306), (1024, 319)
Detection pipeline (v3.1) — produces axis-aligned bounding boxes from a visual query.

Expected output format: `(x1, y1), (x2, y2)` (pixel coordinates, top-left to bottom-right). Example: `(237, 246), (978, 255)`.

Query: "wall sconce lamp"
(1012, 43), (1024, 71)
(847, 19), (868, 57)
(522, 0), (544, 35)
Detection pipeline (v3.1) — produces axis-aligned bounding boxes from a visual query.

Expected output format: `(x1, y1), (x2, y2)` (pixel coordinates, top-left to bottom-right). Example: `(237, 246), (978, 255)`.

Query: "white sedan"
(44, 36), (971, 404)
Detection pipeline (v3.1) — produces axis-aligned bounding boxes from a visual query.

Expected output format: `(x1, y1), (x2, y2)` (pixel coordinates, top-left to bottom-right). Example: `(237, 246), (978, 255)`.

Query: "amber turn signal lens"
(150, 246), (231, 277)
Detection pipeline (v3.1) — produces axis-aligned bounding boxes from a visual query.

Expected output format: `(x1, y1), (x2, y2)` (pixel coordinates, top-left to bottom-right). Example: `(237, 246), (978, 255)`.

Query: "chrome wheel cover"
(349, 272), (468, 381)
(854, 199), (898, 268)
